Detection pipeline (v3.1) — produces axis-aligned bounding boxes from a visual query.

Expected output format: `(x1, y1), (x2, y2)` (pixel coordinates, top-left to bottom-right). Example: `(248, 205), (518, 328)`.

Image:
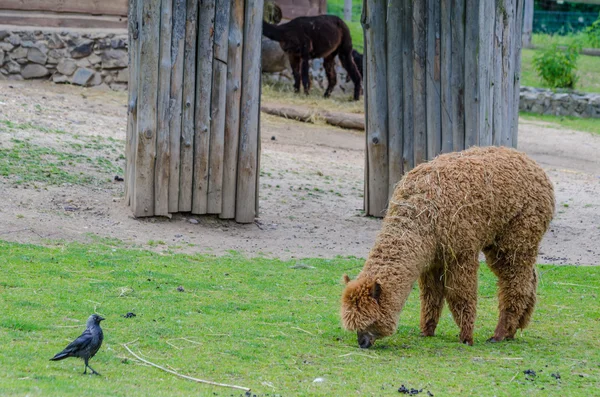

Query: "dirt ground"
(0, 80), (599, 265)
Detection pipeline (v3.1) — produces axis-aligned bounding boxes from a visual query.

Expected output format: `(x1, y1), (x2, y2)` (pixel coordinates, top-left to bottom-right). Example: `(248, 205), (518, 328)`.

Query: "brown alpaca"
(262, 15), (362, 100)
(341, 146), (555, 348)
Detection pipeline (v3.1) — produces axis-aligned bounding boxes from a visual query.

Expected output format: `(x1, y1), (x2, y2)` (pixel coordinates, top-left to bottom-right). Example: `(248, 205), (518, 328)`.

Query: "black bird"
(50, 314), (105, 375)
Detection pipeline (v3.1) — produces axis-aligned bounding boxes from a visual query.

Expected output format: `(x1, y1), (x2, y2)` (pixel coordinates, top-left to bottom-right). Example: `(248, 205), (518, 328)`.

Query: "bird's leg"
(87, 364), (101, 376)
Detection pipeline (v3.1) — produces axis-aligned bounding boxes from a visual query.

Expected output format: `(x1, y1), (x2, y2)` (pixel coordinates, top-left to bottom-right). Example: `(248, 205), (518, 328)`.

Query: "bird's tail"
(50, 351), (70, 361)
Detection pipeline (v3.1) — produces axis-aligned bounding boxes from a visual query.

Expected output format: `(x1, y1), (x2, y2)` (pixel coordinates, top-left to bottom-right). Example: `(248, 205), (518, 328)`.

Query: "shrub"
(532, 42), (581, 89)
(585, 12), (600, 48)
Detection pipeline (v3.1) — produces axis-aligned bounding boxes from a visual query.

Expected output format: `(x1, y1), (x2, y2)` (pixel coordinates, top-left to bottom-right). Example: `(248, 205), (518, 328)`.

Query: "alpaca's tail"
(262, 21), (282, 42)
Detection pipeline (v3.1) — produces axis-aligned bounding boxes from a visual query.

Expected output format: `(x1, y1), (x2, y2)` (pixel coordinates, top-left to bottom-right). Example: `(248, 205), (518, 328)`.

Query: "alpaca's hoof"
(461, 338), (474, 346)
(487, 336), (504, 343)
(419, 331), (435, 337)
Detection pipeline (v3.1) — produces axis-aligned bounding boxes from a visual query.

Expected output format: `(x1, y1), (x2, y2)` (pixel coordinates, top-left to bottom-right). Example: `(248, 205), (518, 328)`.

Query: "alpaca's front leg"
(444, 258), (479, 345)
(288, 54), (302, 93)
(418, 266), (445, 337)
(301, 54), (311, 95)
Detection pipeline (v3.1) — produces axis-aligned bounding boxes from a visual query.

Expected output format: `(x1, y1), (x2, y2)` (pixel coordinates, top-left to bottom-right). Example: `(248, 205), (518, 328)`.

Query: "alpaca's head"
(340, 275), (397, 348)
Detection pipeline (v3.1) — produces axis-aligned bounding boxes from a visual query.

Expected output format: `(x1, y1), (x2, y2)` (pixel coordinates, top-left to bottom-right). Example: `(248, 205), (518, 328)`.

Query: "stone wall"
(519, 87), (600, 118)
(0, 28), (128, 90)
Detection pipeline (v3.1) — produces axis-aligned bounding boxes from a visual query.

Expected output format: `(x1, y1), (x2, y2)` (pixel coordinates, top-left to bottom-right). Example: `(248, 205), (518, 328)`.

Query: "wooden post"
(132, 0), (160, 217)
(363, 0), (524, 217)
(179, 0), (198, 212)
(363, 0), (389, 217)
(207, 0), (232, 214)
(236, 0), (264, 224)
(155, 0), (173, 217)
(344, 0), (353, 21)
(125, 0), (140, 206)
(168, 0), (186, 213)
(220, 0), (245, 219)
(522, 0), (533, 48)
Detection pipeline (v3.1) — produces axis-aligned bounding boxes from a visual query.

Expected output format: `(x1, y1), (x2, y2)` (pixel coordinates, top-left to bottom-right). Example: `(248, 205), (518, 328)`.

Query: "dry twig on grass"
(122, 342), (251, 392)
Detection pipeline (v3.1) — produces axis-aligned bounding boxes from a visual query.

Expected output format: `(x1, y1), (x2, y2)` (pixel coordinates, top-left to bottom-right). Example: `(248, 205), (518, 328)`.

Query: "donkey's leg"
(419, 264), (445, 337)
(444, 254), (480, 346)
(323, 54), (338, 98)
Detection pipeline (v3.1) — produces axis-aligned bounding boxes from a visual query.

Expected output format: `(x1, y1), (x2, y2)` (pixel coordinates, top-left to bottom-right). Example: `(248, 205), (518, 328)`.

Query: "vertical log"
(386, 2), (403, 195)
(413, 0), (427, 165)
(492, 0), (504, 146)
(220, 0), (245, 220)
(440, 0), (453, 153)
(511, 0), (524, 148)
(361, 0), (370, 212)
(236, 0), (264, 223)
(126, 0), (140, 205)
(192, 0), (216, 214)
(502, 0), (515, 148)
(344, 0), (353, 21)
(464, 0), (479, 148)
(478, 0), (495, 147)
(133, 0), (160, 217)
(426, 0), (441, 160)
(450, 0), (465, 152)
(402, 0), (414, 171)
(179, 0), (198, 212)
(522, 0), (533, 48)
(155, 0), (173, 217)
(207, 0), (231, 214)
(168, 0), (186, 213)
(364, 0), (388, 216)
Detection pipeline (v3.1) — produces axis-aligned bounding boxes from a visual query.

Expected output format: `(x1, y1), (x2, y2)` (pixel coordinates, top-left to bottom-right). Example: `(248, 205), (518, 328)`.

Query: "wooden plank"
(192, 0), (216, 214)
(178, 0), (198, 212)
(0, 0), (128, 16)
(236, 0), (264, 224)
(450, 0), (465, 152)
(478, 0), (495, 146)
(522, 0), (533, 48)
(125, 0), (139, 205)
(492, 0), (504, 146)
(361, 0), (369, 212)
(503, 0), (515, 148)
(155, 0), (173, 217)
(512, 0), (524, 148)
(464, 0), (479, 148)
(220, 0), (245, 219)
(0, 10), (127, 29)
(386, 1), (403, 195)
(412, 0), (427, 166)
(364, 0), (388, 216)
(440, 0), (453, 153)
(132, 0), (160, 217)
(168, 0), (187, 213)
(426, 0), (441, 160)
(402, 0), (414, 171)
(207, 0), (231, 214)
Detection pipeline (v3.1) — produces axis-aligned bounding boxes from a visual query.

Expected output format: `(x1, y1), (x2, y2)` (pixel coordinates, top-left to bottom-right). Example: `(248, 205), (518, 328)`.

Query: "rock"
(0, 50), (4, 66)
(10, 46), (28, 60)
(21, 41), (34, 48)
(8, 74), (23, 81)
(57, 59), (77, 76)
(22, 64), (49, 79)
(115, 68), (129, 83)
(88, 72), (102, 86)
(47, 33), (65, 49)
(27, 47), (47, 64)
(52, 73), (69, 84)
(0, 67), (7, 75)
(109, 82), (127, 91)
(111, 37), (128, 49)
(8, 35), (21, 46)
(70, 39), (94, 58)
(101, 49), (127, 69)
(76, 58), (91, 68)
(16, 58), (28, 65)
(47, 56), (59, 65)
(103, 74), (113, 84)
(0, 42), (14, 52)
(0, 72), (6, 80)
(6, 60), (20, 74)
(261, 37), (290, 73)
(0, 30), (10, 41)
(72, 67), (94, 85)
(88, 53), (102, 65)
(34, 42), (49, 55)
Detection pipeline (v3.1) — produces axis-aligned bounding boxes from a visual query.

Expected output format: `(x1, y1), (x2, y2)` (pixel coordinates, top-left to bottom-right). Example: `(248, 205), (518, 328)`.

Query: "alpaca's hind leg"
(338, 50), (362, 100)
(288, 54), (302, 93)
(419, 265), (445, 337)
(485, 247), (538, 342)
(323, 55), (337, 98)
(301, 54), (311, 95)
(444, 255), (479, 345)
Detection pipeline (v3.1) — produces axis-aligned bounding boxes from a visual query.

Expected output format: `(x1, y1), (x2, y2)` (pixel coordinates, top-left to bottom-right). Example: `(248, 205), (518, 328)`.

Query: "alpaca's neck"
(262, 21), (282, 42)
(360, 220), (435, 314)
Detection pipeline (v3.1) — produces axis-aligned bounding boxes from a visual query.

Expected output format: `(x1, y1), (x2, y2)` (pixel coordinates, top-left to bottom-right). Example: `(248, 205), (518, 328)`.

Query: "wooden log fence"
(363, 0), (525, 217)
(126, 0), (263, 223)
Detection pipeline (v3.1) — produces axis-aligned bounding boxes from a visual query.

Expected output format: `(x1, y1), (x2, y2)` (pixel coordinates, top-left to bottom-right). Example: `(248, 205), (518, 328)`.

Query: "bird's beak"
(98, 316), (105, 322)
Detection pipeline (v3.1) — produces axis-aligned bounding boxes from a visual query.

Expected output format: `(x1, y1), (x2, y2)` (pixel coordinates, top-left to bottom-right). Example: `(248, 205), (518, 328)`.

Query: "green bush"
(532, 42), (581, 89)
(585, 12), (600, 48)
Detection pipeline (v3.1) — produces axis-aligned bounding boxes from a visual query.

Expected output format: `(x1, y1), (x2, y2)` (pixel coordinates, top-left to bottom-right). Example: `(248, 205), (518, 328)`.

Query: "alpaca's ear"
(342, 274), (351, 285)
(371, 281), (382, 303)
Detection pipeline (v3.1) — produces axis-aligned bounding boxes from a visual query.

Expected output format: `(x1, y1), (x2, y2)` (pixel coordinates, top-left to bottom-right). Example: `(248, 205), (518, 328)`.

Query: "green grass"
(326, 0), (364, 52)
(521, 48), (600, 94)
(520, 112), (600, 135)
(532, 32), (599, 49)
(0, 241), (599, 396)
